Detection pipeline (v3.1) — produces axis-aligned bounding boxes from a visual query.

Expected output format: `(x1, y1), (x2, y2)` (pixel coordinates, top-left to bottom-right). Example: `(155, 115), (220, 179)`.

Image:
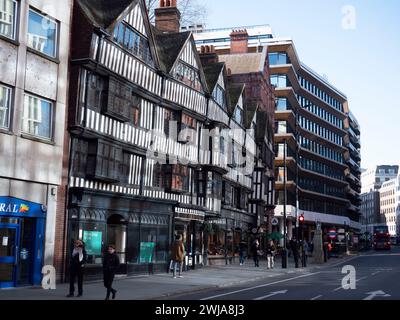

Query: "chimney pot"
(155, 0), (181, 33)
(230, 29), (249, 54)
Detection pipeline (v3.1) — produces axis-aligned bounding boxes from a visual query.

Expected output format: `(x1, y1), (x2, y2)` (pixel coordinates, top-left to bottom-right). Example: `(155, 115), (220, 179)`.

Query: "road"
(163, 247), (400, 300)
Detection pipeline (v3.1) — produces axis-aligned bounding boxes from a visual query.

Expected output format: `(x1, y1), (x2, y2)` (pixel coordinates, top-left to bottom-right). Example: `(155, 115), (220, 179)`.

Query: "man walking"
(103, 245), (120, 300)
(171, 234), (185, 278)
(290, 237), (300, 268)
(251, 239), (261, 267)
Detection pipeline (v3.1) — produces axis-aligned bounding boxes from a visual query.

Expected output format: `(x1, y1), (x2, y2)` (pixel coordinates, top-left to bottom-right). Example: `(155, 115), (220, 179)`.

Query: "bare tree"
(145, 0), (207, 28)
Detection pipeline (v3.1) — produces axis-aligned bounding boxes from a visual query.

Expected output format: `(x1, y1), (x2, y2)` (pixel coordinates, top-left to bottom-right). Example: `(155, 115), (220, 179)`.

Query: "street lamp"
(282, 138), (288, 268)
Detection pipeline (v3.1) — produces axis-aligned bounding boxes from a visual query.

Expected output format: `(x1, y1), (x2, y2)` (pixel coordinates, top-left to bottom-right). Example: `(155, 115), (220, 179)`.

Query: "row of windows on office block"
(0, 1), (58, 58)
(298, 177), (346, 198)
(298, 76), (344, 113)
(299, 115), (343, 146)
(299, 135), (343, 163)
(298, 156), (344, 181)
(0, 83), (53, 140)
(298, 95), (343, 129)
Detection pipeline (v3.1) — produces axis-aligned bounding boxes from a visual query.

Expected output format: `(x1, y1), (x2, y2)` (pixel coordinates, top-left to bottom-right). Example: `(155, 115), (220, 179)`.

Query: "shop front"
(0, 197), (46, 288)
(67, 191), (174, 279)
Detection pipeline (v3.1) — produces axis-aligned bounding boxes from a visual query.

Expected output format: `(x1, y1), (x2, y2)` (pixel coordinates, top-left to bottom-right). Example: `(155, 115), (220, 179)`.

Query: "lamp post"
(282, 139), (288, 268)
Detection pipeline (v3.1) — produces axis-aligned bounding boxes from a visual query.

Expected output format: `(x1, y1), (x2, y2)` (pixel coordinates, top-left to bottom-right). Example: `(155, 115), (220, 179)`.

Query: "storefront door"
(0, 220), (20, 288)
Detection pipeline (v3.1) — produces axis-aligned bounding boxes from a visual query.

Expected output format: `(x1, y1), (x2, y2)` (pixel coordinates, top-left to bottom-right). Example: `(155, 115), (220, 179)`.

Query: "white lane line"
(371, 271), (381, 276)
(254, 290), (288, 301)
(310, 295), (323, 300)
(200, 272), (321, 301)
(333, 276), (368, 292)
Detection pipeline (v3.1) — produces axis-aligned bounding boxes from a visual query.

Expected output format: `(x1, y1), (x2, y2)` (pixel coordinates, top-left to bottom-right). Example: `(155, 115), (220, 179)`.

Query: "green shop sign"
(139, 242), (155, 263)
(83, 231), (102, 255)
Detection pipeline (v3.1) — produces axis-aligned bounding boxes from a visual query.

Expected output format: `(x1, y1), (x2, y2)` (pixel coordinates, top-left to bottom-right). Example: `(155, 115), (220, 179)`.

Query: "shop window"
(86, 139), (122, 182)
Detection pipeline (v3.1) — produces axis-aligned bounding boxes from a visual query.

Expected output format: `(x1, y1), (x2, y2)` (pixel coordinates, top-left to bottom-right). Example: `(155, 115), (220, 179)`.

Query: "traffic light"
(299, 214), (305, 224)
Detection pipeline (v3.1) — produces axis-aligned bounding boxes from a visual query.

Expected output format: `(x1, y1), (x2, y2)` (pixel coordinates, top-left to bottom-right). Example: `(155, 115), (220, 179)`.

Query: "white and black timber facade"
(64, 0), (275, 278)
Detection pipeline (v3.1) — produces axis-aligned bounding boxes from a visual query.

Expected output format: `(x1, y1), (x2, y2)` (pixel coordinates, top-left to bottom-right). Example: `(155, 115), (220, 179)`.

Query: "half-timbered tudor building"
(62, 0), (272, 278)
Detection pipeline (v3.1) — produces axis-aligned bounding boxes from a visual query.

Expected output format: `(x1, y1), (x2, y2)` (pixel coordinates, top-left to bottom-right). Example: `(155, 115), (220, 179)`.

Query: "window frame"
(0, 83), (12, 130)
(0, 0), (18, 41)
(21, 92), (54, 141)
(27, 7), (59, 59)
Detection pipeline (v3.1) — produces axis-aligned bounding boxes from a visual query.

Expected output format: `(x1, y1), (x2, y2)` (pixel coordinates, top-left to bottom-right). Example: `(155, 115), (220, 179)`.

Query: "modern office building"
(0, 0), (72, 288)
(360, 191), (381, 233)
(194, 25), (362, 241)
(361, 165), (399, 194)
(344, 111), (362, 223)
(379, 174), (400, 236)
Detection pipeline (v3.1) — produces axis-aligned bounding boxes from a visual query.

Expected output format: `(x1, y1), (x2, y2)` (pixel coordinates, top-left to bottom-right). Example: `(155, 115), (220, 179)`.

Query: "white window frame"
(0, 0), (17, 40)
(27, 7), (58, 58)
(0, 83), (12, 129)
(22, 93), (53, 140)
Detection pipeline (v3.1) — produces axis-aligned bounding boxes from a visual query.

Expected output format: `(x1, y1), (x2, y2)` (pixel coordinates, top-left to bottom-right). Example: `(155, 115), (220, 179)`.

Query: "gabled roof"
(219, 49), (268, 74)
(245, 103), (258, 129)
(227, 84), (245, 117)
(76, 0), (138, 30)
(153, 29), (192, 73)
(203, 62), (225, 93)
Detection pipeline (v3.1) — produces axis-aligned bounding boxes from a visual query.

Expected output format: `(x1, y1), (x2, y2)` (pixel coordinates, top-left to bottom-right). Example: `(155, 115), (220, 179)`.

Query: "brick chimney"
(230, 29), (249, 54)
(155, 0), (181, 33)
(199, 45), (219, 66)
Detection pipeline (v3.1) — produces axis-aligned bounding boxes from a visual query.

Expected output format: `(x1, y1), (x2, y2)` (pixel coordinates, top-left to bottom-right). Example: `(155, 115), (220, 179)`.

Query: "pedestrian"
(266, 240), (276, 269)
(67, 239), (87, 298)
(103, 245), (120, 300)
(171, 234), (185, 278)
(290, 237), (300, 268)
(251, 239), (260, 267)
(239, 241), (247, 266)
(302, 240), (309, 267)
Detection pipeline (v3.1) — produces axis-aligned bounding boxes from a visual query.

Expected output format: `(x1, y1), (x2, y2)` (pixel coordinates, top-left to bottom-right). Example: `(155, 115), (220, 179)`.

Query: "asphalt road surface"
(164, 247), (400, 300)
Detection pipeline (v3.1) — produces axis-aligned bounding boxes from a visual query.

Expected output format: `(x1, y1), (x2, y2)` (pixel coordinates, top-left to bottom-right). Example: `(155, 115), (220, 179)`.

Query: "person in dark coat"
(251, 240), (260, 267)
(103, 245), (120, 300)
(290, 237), (300, 268)
(67, 240), (87, 298)
(239, 241), (247, 266)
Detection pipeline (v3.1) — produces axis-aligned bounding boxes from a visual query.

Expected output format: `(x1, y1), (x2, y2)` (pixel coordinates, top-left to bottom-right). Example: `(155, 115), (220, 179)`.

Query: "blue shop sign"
(0, 196), (46, 218)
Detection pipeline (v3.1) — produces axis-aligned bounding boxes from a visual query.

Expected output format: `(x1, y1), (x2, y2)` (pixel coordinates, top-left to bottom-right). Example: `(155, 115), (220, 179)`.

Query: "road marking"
(200, 272), (321, 300)
(364, 290), (391, 301)
(254, 290), (288, 300)
(310, 295), (323, 300)
(371, 271), (381, 276)
(333, 276), (368, 292)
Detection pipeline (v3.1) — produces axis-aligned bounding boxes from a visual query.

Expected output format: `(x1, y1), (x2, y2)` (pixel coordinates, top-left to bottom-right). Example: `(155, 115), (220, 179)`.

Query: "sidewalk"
(0, 255), (357, 300)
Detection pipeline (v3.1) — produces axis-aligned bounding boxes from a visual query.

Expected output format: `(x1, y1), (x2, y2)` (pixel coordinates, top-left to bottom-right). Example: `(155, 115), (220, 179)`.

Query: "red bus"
(373, 226), (391, 251)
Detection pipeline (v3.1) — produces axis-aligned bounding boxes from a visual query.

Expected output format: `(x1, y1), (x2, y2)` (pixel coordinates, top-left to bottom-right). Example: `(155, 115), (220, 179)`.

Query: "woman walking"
(266, 240), (276, 269)
(103, 245), (120, 300)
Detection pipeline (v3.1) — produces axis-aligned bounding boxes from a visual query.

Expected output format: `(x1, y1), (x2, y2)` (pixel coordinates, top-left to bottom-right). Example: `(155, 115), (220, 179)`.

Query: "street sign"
(271, 218), (279, 226)
(328, 229), (337, 239)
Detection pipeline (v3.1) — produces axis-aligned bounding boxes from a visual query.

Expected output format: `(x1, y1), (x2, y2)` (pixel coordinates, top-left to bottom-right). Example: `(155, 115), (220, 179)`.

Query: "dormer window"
(234, 106), (243, 125)
(212, 85), (227, 109)
(113, 22), (154, 67)
(173, 61), (202, 92)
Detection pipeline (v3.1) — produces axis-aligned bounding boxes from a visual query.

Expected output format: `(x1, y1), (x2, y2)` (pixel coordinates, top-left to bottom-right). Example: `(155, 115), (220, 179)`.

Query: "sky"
(199, 0), (400, 169)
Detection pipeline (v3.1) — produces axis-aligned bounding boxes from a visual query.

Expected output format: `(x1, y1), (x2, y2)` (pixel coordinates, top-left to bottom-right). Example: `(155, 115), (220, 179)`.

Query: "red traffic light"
(299, 214), (305, 223)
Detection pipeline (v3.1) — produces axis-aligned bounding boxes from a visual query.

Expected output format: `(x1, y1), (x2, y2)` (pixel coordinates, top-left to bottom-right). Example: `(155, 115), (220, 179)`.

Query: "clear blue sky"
(201, 0), (400, 169)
